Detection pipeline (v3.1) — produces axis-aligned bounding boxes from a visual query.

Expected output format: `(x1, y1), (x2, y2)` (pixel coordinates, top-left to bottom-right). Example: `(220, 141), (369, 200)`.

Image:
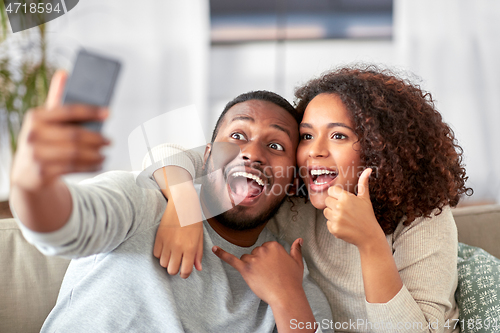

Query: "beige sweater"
(267, 198), (459, 333)
(143, 144), (460, 333)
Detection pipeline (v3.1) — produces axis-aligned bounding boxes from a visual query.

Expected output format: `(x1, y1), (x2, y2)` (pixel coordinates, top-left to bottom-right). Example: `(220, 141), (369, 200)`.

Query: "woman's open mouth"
(309, 167), (337, 192)
(227, 171), (266, 205)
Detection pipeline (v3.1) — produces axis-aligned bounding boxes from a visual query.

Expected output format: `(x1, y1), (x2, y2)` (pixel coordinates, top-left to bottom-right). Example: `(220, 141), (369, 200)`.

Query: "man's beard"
(200, 155), (285, 231)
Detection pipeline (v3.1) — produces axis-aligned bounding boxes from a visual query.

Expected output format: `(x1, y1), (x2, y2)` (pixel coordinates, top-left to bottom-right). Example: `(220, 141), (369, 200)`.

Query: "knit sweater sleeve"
(364, 205), (458, 333)
(141, 143), (204, 182)
(14, 171), (167, 259)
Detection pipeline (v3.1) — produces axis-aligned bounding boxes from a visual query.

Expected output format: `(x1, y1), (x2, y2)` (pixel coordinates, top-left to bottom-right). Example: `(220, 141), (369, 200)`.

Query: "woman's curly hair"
(294, 64), (473, 234)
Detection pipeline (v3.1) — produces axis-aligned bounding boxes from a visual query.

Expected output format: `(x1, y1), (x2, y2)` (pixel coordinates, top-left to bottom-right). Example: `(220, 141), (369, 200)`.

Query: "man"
(10, 71), (332, 332)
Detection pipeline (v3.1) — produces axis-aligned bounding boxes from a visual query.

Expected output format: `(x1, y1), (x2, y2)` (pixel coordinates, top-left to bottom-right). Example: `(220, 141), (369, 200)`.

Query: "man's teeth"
(310, 169), (336, 176)
(232, 172), (264, 187)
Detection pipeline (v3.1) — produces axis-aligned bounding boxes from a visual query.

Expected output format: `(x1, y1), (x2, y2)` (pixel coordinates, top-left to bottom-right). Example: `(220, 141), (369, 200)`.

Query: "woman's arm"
(142, 143), (205, 277)
(152, 166), (204, 278)
(324, 169), (403, 303)
(324, 169), (457, 332)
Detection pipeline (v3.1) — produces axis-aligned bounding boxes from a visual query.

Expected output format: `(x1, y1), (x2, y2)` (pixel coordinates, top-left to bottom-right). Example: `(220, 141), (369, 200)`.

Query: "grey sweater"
(15, 171), (333, 333)
(143, 143), (460, 333)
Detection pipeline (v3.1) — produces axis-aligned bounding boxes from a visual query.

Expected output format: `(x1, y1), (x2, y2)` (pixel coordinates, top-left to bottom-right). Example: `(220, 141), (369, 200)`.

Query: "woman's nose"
(308, 138), (329, 158)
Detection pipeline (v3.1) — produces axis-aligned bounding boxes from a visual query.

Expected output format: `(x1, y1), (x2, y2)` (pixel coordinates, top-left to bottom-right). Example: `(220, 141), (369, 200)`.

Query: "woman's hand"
(153, 166), (204, 279)
(324, 168), (403, 303)
(154, 202), (203, 279)
(323, 168), (386, 249)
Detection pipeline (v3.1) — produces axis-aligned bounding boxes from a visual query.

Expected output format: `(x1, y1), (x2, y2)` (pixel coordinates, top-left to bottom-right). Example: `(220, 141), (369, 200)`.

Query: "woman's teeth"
(310, 169), (336, 176)
(310, 169), (337, 185)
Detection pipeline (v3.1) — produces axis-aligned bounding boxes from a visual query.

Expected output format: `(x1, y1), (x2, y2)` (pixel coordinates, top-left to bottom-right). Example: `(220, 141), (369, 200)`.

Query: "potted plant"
(0, 0), (56, 217)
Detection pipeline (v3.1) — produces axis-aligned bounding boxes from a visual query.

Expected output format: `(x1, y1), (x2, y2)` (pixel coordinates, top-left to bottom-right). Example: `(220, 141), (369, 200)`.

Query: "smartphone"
(62, 49), (122, 132)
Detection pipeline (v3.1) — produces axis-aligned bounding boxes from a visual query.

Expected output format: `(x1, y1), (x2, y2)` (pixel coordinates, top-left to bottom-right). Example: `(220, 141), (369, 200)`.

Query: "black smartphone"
(62, 49), (122, 132)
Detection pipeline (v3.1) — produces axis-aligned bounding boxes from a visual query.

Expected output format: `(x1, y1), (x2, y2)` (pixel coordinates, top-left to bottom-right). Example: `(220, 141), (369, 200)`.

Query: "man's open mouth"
(227, 171), (266, 201)
(309, 168), (338, 186)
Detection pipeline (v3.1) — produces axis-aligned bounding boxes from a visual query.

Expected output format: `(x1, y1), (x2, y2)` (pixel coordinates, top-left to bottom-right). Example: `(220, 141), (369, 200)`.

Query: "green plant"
(0, 0), (55, 153)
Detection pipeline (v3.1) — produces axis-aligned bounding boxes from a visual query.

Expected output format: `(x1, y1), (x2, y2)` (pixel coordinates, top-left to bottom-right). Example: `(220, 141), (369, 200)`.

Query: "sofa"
(1, 204), (499, 333)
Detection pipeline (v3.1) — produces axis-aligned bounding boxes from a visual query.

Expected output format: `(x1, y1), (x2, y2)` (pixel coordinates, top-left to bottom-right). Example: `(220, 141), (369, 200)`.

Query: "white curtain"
(394, 0), (500, 203)
(46, 0), (210, 172)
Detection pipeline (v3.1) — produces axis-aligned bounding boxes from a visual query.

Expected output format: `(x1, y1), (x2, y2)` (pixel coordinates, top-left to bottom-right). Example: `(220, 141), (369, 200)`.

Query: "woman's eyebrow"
(300, 122), (354, 132)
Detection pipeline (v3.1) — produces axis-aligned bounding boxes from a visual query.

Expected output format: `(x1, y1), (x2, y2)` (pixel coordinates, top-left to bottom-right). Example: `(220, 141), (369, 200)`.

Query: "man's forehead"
(224, 100), (297, 129)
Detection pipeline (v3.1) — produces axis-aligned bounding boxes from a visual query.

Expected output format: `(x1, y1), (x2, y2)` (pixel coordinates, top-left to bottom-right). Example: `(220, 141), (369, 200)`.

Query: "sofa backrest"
(0, 205), (499, 333)
(452, 204), (500, 259)
(0, 218), (70, 333)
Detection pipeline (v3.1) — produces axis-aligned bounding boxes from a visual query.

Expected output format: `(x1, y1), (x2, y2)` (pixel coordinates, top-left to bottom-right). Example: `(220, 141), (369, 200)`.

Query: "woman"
(149, 65), (471, 332)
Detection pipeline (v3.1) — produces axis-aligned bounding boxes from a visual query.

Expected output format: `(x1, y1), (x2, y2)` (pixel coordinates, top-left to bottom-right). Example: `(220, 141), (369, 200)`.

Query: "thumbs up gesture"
(323, 168), (384, 248)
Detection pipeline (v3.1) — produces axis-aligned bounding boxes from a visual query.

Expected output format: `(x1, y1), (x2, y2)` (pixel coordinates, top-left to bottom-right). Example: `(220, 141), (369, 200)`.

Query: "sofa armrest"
(0, 218), (70, 333)
(452, 204), (500, 259)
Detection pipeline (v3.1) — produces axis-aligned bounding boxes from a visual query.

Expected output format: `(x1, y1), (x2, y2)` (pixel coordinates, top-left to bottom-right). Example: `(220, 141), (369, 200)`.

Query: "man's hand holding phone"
(11, 70), (110, 192)
(10, 49), (121, 232)
(10, 70), (110, 233)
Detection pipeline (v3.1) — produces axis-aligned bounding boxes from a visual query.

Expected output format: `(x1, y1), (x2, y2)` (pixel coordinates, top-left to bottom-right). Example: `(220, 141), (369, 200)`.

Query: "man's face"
(200, 100), (299, 230)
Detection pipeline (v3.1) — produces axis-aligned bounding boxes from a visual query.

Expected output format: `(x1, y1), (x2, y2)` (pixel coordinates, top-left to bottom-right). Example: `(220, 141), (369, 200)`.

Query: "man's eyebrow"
(270, 124), (291, 140)
(230, 115), (292, 140)
(230, 116), (255, 123)
(300, 122), (354, 132)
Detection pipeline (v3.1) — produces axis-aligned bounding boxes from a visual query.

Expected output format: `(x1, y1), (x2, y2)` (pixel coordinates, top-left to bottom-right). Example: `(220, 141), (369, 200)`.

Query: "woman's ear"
(202, 144), (212, 170)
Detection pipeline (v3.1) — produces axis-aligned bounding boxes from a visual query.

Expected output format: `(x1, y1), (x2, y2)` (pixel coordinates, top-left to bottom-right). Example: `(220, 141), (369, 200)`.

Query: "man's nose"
(241, 141), (267, 165)
(309, 138), (329, 158)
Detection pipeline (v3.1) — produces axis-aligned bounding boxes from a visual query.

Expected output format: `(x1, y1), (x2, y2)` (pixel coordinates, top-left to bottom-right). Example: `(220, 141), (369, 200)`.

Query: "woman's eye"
(301, 134), (313, 140)
(332, 133), (347, 140)
(268, 143), (284, 151)
(231, 133), (245, 140)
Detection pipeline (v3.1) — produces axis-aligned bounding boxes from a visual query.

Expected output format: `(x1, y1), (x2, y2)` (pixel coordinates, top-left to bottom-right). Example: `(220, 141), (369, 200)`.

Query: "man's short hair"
(210, 91), (302, 143)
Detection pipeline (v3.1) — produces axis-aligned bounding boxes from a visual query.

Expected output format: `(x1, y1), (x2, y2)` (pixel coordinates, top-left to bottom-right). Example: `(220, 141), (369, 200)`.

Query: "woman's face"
(297, 93), (362, 209)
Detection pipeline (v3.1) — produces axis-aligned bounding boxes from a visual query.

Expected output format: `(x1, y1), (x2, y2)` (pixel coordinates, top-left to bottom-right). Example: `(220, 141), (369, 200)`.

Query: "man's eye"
(301, 134), (313, 140)
(332, 133), (347, 140)
(268, 142), (284, 151)
(231, 133), (245, 140)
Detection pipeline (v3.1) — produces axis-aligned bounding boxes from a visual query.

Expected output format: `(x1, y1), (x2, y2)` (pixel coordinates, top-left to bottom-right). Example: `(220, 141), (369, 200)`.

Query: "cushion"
(456, 242), (500, 333)
(0, 218), (70, 333)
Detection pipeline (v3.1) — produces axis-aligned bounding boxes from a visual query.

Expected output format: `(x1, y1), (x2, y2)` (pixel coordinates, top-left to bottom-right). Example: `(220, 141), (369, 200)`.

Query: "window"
(210, 0), (393, 43)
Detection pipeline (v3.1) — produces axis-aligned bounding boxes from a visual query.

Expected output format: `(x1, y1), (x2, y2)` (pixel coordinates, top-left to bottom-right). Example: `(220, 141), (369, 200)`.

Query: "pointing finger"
(212, 246), (245, 272)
